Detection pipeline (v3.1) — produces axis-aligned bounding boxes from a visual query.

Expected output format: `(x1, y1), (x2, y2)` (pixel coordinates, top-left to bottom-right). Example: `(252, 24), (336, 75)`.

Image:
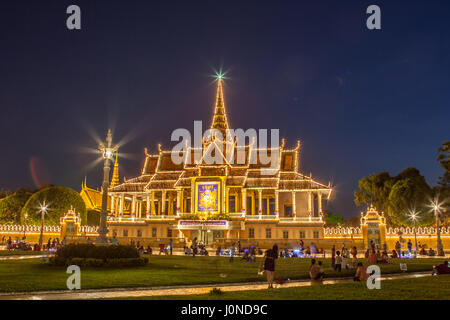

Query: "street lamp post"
(432, 201), (445, 256)
(23, 213), (28, 240)
(96, 129), (118, 244)
(408, 210), (419, 256)
(38, 204), (48, 248)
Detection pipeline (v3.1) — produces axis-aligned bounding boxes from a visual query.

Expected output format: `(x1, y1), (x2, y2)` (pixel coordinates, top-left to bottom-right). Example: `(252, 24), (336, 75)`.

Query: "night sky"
(0, 0), (449, 218)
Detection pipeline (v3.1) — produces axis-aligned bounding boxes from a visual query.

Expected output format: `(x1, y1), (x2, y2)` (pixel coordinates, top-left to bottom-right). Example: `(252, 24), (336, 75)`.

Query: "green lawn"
(126, 275), (450, 300)
(0, 250), (49, 256)
(0, 255), (444, 293)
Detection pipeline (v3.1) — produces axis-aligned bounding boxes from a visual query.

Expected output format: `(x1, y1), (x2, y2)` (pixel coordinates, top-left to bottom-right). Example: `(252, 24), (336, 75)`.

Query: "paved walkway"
(0, 271), (432, 300)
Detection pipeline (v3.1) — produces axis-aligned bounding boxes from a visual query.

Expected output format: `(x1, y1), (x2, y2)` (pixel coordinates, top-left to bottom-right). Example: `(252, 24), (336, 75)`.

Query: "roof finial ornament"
(210, 72), (232, 142)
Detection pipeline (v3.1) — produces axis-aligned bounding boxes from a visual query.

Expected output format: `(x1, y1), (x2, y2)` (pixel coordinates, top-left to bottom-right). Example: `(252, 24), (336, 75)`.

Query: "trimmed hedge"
(56, 243), (139, 260)
(49, 244), (147, 268)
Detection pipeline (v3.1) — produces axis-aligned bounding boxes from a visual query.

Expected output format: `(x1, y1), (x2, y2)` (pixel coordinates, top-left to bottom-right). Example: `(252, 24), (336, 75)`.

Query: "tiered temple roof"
(109, 79), (330, 194)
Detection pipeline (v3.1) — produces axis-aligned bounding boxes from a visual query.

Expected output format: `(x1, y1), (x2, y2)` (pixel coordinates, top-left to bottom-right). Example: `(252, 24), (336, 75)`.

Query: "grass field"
(0, 254), (444, 293)
(0, 250), (49, 256)
(124, 275), (450, 300)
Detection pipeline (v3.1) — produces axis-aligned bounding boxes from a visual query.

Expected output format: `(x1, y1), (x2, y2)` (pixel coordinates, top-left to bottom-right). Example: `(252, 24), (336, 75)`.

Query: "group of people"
(183, 237), (209, 256)
(331, 244), (359, 271)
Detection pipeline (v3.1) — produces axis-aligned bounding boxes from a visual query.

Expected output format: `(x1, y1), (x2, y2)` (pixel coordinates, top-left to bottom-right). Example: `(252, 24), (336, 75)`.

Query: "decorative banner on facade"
(197, 182), (219, 212)
(178, 220), (228, 230)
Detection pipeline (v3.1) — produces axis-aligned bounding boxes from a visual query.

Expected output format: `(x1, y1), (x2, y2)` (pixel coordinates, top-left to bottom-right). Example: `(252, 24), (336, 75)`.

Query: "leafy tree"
(437, 141), (450, 188)
(0, 189), (33, 224)
(86, 210), (101, 226)
(21, 186), (87, 225)
(341, 216), (361, 228)
(354, 171), (394, 215)
(387, 179), (432, 226)
(354, 167), (433, 226)
(0, 188), (12, 199)
(436, 142), (450, 221)
(323, 211), (343, 226)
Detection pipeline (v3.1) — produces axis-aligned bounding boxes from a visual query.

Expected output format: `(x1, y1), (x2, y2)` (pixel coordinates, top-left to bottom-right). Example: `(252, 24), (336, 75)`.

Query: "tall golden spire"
(110, 152), (119, 188)
(211, 78), (230, 140)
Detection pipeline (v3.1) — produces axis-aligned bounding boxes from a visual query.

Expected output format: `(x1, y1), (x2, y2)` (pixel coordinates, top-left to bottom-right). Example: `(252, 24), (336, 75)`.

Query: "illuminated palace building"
(103, 79), (332, 247)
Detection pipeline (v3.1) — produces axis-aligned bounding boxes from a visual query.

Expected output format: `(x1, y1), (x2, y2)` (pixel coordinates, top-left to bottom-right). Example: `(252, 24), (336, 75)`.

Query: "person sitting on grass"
(309, 259), (324, 282)
(354, 262), (369, 281)
(380, 250), (389, 263)
(432, 260), (450, 275)
(391, 249), (398, 258)
(317, 261), (325, 280)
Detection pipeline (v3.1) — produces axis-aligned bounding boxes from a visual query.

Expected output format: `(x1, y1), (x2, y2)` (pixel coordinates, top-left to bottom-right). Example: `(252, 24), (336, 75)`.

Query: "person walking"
(351, 246), (358, 267)
(230, 242), (235, 262)
(335, 251), (342, 272)
(395, 241), (402, 258)
(263, 244), (278, 289)
(170, 238), (173, 255)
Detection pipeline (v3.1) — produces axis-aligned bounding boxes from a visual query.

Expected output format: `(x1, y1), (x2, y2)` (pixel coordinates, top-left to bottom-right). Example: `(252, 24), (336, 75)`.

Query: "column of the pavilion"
(136, 199), (139, 218)
(225, 188), (229, 214)
(146, 195), (150, 218)
(292, 191), (296, 219)
(111, 195), (115, 216)
(136, 199), (140, 218)
(119, 194), (124, 218)
(258, 189), (262, 218)
(308, 191), (312, 217)
(176, 190), (181, 216)
(251, 191), (255, 215)
(318, 192), (322, 217)
(151, 191), (156, 216)
(131, 195), (136, 218)
(169, 192), (173, 216)
(161, 191), (166, 216)
(275, 190), (279, 218)
(242, 189), (246, 216)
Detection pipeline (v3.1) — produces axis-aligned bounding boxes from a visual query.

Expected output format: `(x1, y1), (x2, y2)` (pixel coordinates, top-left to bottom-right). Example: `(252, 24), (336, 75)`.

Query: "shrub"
(56, 243), (139, 260)
(209, 288), (224, 295)
(49, 256), (148, 268)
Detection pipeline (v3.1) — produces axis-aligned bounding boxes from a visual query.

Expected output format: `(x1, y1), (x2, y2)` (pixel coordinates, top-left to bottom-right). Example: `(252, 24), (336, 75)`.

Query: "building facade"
(106, 79), (332, 248)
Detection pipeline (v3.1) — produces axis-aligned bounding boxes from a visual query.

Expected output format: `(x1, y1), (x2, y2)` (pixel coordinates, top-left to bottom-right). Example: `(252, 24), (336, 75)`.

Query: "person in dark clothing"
(263, 244), (278, 289)
(192, 237), (198, 257)
(433, 260), (450, 275)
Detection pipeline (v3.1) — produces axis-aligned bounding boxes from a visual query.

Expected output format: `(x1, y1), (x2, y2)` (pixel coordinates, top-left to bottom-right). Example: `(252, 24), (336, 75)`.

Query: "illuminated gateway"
(104, 79), (332, 247)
